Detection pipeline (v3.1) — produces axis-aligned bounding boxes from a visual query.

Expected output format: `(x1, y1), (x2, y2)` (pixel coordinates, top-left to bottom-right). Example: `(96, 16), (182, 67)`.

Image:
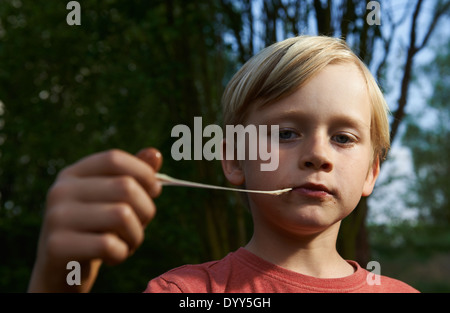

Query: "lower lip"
(292, 187), (331, 198)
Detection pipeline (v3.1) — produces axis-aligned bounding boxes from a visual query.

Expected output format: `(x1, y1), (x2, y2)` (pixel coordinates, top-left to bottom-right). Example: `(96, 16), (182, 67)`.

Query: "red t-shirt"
(145, 248), (418, 293)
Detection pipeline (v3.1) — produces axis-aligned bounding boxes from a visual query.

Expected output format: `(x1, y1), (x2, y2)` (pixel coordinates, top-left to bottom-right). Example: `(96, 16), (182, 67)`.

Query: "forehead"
(246, 63), (371, 126)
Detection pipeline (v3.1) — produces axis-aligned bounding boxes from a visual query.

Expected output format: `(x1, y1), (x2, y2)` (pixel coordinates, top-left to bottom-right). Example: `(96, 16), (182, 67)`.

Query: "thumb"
(136, 148), (163, 172)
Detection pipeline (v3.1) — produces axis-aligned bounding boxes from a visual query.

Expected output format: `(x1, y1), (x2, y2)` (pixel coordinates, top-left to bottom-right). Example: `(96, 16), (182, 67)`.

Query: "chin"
(282, 205), (344, 233)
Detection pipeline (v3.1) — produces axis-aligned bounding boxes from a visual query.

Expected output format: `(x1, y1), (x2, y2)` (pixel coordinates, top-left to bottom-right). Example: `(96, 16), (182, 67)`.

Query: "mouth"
(291, 183), (334, 198)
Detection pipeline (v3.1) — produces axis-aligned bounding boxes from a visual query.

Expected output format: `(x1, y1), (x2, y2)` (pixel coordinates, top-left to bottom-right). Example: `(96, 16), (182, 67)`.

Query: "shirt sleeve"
(144, 276), (183, 293)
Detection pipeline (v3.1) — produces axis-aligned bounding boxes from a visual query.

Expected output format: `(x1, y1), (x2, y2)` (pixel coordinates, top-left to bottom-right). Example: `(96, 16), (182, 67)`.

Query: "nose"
(299, 134), (333, 172)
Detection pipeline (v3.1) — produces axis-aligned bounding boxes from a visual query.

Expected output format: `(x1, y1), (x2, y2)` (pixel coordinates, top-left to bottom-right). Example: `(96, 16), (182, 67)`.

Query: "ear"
(362, 156), (380, 197)
(221, 139), (245, 186)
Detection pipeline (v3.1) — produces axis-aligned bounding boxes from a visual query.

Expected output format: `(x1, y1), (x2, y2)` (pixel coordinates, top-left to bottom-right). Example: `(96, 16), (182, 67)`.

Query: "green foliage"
(0, 0), (246, 292)
(369, 222), (450, 292)
(402, 39), (450, 224)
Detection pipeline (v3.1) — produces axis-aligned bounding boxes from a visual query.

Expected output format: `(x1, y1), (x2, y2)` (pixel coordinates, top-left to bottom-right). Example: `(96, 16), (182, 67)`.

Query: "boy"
(28, 35), (418, 292)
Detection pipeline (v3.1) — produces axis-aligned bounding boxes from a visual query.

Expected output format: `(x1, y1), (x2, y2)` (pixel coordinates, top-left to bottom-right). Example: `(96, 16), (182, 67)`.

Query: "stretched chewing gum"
(156, 173), (292, 196)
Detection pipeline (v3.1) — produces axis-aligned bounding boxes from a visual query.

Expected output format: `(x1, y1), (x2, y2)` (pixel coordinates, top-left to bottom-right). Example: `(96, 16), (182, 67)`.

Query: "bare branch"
(390, 0), (449, 144)
(219, 0), (249, 63)
(416, 1), (450, 52)
(390, 0), (423, 144)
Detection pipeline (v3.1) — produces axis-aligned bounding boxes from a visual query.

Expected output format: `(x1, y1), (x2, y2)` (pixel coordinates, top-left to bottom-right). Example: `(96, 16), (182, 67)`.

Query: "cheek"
(242, 147), (291, 190)
(240, 143), (284, 186)
(242, 161), (273, 189)
(335, 159), (370, 203)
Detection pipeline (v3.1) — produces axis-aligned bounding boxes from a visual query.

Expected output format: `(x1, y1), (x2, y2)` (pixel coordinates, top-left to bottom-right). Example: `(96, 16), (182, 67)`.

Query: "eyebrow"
(328, 114), (370, 131)
(262, 110), (370, 131)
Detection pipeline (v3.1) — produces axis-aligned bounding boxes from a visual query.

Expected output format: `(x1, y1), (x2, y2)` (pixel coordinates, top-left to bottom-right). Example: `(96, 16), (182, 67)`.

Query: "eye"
(332, 133), (356, 145)
(279, 129), (299, 141)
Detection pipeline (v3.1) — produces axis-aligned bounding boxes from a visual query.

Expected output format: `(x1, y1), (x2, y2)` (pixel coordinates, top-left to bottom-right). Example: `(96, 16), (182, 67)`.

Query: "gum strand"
(155, 173), (292, 196)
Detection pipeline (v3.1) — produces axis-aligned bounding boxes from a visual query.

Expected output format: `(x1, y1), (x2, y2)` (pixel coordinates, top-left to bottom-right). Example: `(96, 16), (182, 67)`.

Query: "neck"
(245, 221), (354, 278)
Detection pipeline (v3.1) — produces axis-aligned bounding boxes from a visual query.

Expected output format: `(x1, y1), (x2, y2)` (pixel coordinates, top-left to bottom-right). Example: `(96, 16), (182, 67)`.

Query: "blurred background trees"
(403, 39), (450, 225)
(0, 0), (448, 292)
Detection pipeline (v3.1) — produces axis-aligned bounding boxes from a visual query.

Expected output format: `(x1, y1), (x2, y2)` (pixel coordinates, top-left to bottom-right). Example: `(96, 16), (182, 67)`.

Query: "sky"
(367, 0), (449, 224)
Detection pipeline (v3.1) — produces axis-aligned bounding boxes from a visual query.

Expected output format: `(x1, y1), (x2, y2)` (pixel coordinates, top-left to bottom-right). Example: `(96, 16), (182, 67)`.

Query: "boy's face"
(222, 63), (380, 235)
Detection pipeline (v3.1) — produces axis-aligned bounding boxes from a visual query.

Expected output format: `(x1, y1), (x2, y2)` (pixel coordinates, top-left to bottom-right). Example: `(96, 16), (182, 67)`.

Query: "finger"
(47, 231), (129, 266)
(60, 149), (161, 197)
(47, 176), (157, 225)
(136, 148), (163, 172)
(46, 202), (145, 253)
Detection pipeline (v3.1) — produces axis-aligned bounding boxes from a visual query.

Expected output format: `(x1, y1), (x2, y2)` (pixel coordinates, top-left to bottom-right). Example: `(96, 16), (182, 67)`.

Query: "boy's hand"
(28, 148), (163, 292)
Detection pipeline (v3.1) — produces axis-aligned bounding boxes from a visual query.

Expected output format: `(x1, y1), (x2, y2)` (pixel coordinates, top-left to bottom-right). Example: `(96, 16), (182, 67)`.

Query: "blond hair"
(222, 35), (390, 162)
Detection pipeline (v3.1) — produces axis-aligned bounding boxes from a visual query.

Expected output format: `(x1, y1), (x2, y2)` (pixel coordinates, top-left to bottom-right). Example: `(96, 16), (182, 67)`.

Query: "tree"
(0, 0), (239, 291)
(402, 38), (450, 224)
